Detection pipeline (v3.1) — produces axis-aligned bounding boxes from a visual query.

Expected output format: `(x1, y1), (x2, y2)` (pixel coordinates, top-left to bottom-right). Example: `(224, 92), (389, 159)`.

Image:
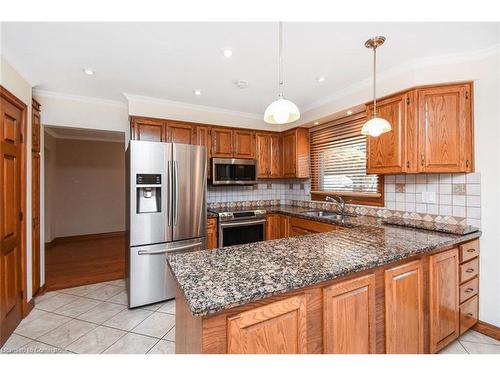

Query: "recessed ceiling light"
(316, 76), (326, 83)
(193, 89), (202, 96)
(222, 48), (233, 58)
(82, 68), (95, 75)
(234, 80), (249, 89)
(313, 121), (319, 125)
(346, 110), (353, 115)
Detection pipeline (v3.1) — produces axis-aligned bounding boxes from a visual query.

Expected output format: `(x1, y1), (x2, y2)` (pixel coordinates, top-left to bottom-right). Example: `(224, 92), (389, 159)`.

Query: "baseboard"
(45, 231), (125, 247)
(473, 320), (500, 341)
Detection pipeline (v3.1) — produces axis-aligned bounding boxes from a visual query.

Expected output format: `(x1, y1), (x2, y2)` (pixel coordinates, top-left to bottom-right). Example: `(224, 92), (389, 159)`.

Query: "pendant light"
(264, 22), (300, 124)
(361, 36), (391, 137)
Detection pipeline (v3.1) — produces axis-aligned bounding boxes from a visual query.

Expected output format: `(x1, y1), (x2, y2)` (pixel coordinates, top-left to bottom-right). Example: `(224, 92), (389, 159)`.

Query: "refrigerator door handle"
(167, 160), (172, 227)
(173, 160), (179, 226)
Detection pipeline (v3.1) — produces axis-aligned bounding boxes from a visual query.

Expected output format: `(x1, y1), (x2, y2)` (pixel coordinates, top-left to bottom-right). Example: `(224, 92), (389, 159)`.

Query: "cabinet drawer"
(459, 277), (478, 303)
(459, 295), (478, 334)
(459, 240), (479, 263)
(459, 258), (478, 284)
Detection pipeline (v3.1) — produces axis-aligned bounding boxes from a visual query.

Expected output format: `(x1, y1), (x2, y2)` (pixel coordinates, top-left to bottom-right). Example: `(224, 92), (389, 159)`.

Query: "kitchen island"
(167, 210), (481, 354)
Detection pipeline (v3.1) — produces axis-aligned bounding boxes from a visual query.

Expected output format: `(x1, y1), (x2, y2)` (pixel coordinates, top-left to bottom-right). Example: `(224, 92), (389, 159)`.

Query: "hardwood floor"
(45, 232), (126, 291)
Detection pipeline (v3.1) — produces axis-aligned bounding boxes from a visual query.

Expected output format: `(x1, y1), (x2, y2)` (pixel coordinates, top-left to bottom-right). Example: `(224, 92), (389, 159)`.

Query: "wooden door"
(227, 295), (308, 354)
(384, 260), (424, 353)
(278, 214), (289, 238)
(31, 99), (41, 153)
(167, 121), (194, 144)
(0, 91), (24, 347)
(429, 248), (459, 353)
(233, 129), (254, 159)
(31, 151), (40, 295)
(282, 131), (296, 177)
(418, 84), (472, 173)
(207, 218), (218, 249)
(323, 274), (376, 353)
(269, 134), (282, 177)
(211, 128), (233, 157)
(131, 117), (166, 142)
(266, 214), (280, 240)
(255, 133), (270, 178)
(366, 93), (407, 174)
(196, 126), (211, 178)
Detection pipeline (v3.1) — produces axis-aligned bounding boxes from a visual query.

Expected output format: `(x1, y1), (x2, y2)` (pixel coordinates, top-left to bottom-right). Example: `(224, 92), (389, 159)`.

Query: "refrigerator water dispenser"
(136, 173), (161, 213)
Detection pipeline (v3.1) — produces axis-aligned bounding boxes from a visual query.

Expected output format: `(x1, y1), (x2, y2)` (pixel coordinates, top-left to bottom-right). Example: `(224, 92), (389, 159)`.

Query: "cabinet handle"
(466, 268), (475, 273)
(467, 248), (476, 253)
(466, 159), (470, 168)
(420, 153), (425, 166)
(406, 161), (410, 168)
(465, 288), (474, 293)
(466, 313), (474, 317)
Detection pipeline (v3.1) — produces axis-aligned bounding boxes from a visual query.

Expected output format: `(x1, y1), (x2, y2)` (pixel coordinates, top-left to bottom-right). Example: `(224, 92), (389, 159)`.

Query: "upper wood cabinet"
(366, 82), (474, 174)
(384, 260), (424, 354)
(256, 132), (282, 178)
(227, 295), (308, 354)
(131, 117), (195, 144)
(211, 128), (254, 159)
(429, 248), (459, 353)
(211, 127), (233, 157)
(31, 99), (41, 153)
(167, 121), (195, 144)
(233, 129), (255, 158)
(282, 128), (310, 178)
(323, 274), (376, 354)
(195, 125), (211, 176)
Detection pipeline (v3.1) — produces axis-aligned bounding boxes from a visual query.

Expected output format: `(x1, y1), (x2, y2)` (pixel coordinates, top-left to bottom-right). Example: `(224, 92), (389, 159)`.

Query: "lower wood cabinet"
(384, 260), (424, 354)
(227, 295), (308, 354)
(207, 218), (217, 249)
(266, 214), (290, 240)
(429, 248), (459, 353)
(289, 217), (339, 236)
(323, 274), (376, 354)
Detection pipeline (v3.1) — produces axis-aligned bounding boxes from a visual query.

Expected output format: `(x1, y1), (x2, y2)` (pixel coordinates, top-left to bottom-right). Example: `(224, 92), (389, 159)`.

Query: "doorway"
(43, 126), (126, 291)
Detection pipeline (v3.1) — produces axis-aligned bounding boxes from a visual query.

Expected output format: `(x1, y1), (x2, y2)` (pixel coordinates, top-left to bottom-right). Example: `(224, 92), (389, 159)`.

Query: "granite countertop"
(174, 206), (480, 316)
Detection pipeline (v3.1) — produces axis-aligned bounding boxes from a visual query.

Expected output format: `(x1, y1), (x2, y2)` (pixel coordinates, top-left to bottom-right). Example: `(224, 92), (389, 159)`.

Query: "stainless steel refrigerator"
(126, 140), (206, 308)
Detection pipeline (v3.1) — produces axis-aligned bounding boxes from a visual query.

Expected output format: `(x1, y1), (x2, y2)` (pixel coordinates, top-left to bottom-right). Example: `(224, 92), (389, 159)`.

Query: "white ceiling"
(2, 22), (499, 115)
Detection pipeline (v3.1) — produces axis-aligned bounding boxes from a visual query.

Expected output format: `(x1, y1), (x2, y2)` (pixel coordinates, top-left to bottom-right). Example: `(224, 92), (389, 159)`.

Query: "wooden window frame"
(310, 176), (385, 206)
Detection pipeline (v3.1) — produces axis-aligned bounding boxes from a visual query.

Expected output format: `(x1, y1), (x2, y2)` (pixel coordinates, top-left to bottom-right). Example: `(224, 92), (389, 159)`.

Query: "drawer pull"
(467, 248), (476, 253)
(466, 268), (475, 273)
(465, 288), (474, 293)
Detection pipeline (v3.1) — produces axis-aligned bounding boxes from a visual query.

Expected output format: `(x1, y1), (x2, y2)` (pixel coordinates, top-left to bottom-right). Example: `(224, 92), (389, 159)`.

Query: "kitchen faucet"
(326, 195), (346, 215)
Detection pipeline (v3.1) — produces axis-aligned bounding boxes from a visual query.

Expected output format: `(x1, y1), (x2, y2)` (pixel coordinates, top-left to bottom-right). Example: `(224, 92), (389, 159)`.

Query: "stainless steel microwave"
(211, 158), (257, 185)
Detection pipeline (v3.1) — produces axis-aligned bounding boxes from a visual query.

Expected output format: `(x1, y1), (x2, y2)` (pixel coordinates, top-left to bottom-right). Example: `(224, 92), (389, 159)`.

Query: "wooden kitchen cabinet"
(429, 248), (459, 353)
(256, 132), (282, 178)
(233, 129), (255, 158)
(227, 295), (308, 354)
(458, 239), (479, 334)
(207, 218), (218, 249)
(267, 214), (290, 240)
(211, 127), (254, 159)
(323, 274), (376, 354)
(166, 121), (194, 144)
(195, 125), (211, 177)
(384, 260), (424, 354)
(211, 127), (234, 157)
(282, 128), (310, 178)
(366, 82), (474, 174)
(131, 117), (166, 142)
(289, 216), (338, 236)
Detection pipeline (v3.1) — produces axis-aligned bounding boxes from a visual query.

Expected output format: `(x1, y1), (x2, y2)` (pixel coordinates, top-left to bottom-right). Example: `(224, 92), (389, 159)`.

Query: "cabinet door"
(385, 260), (424, 353)
(233, 129), (255, 159)
(31, 151), (40, 295)
(211, 128), (234, 157)
(132, 118), (166, 142)
(196, 126), (211, 177)
(269, 134), (282, 177)
(31, 100), (41, 152)
(266, 214), (280, 240)
(278, 214), (289, 238)
(429, 248), (459, 353)
(207, 218), (218, 249)
(167, 121), (194, 144)
(366, 93), (407, 174)
(282, 131), (296, 177)
(418, 84), (472, 173)
(255, 133), (270, 177)
(323, 274), (376, 354)
(227, 295), (308, 354)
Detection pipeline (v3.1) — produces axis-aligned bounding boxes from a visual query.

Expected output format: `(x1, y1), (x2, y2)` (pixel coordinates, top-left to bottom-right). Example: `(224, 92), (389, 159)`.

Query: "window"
(309, 111), (384, 206)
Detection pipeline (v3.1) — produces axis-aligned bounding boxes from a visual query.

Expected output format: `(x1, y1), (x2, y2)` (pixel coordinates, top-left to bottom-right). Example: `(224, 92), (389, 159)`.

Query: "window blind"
(309, 112), (380, 195)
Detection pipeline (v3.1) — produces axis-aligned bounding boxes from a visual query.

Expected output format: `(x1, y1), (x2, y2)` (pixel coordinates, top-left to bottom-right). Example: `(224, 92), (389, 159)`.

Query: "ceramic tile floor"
(1, 279), (499, 354)
(0, 279), (176, 354)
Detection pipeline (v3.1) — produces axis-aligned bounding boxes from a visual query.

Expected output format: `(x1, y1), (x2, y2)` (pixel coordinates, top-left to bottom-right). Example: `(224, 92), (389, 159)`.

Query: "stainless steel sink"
(300, 211), (346, 220)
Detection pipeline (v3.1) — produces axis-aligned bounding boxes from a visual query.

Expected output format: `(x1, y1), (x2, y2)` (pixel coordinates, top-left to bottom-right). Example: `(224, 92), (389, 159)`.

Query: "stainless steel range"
(208, 208), (267, 247)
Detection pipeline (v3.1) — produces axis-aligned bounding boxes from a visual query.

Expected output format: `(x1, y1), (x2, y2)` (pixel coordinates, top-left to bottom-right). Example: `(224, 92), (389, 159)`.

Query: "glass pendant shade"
(361, 116), (391, 137)
(264, 97), (301, 124)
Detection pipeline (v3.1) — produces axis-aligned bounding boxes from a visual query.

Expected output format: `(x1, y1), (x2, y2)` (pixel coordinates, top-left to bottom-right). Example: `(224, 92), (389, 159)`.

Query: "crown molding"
(123, 93), (262, 120)
(44, 126), (124, 143)
(33, 89), (128, 109)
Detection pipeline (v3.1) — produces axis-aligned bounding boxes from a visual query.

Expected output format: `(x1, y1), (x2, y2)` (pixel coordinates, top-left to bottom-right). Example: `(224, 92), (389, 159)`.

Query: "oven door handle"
(219, 219), (267, 228)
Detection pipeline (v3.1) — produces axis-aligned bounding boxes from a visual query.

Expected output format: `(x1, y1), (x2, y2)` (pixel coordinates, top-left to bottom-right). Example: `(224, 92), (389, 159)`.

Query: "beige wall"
(46, 137), (125, 238)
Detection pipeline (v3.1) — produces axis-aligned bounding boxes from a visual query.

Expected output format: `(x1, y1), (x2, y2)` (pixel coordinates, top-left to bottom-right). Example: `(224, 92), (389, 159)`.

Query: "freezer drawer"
(128, 237), (205, 308)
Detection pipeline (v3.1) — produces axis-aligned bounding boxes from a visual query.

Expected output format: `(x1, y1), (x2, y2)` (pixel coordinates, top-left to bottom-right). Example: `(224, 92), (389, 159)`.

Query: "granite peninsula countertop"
(173, 206), (480, 316)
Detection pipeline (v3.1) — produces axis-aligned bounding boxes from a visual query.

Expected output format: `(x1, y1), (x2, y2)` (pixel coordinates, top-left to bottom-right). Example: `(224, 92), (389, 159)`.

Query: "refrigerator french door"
(127, 140), (206, 308)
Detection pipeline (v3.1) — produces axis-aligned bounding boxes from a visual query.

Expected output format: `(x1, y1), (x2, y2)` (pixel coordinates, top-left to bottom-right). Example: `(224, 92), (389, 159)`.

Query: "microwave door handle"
(220, 219), (267, 228)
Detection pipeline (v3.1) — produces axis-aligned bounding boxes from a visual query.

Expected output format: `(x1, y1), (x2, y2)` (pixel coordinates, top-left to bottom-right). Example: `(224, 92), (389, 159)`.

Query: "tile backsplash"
(207, 173), (481, 228)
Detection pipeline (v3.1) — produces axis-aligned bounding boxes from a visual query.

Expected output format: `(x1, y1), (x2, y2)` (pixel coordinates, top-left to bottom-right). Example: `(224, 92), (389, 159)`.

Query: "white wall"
(0, 56), (35, 302)
(291, 47), (500, 326)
